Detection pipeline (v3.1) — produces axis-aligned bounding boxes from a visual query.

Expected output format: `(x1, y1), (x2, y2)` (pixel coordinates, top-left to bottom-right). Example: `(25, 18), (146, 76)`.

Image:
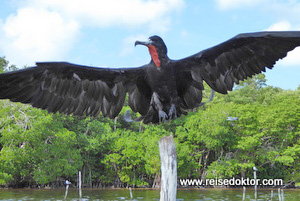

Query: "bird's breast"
(147, 65), (177, 98)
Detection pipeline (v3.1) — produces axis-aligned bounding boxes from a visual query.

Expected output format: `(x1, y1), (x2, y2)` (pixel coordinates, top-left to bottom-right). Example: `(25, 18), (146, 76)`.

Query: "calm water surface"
(0, 188), (299, 201)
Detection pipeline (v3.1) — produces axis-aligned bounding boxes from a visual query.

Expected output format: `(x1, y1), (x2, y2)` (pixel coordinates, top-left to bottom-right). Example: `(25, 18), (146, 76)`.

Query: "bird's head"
(135, 35), (168, 68)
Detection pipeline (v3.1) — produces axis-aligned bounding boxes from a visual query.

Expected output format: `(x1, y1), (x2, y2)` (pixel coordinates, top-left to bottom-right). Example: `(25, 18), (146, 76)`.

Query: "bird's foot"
(124, 110), (134, 122)
(124, 110), (144, 122)
(168, 104), (177, 119)
(159, 110), (168, 122)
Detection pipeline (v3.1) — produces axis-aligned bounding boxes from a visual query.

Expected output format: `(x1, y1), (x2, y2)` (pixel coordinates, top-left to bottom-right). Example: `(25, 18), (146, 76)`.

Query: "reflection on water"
(0, 188), (299, 201)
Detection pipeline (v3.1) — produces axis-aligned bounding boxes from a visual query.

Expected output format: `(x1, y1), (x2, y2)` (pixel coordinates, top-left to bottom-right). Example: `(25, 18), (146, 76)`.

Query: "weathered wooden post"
(270, 190), (274, 201)
(278, 188), (284, 201)
(253, 166), (258, 200)
(242, 186), (246, 201)
(78, 171), (82, 198)
(129, 187), (133, 200)
(64, 180), (71, 199)
(159, 134), (177, 201)
(278, 188), (282, 201)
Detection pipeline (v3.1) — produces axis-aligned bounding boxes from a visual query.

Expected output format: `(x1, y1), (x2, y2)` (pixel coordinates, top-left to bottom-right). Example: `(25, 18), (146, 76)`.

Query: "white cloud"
(215, 0), (262, 10)
(29, 0), (184, 29)
(0, 7), (80, 66)
(265, 21), (300, 67)
(264, 20), (292, 31)
(0, 0), (184, 66)
(279, 48), (300, 67)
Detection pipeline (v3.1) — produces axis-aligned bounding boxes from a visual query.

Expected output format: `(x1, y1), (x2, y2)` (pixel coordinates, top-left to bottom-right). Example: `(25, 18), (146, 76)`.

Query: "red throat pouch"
(147, 45), (161, 67)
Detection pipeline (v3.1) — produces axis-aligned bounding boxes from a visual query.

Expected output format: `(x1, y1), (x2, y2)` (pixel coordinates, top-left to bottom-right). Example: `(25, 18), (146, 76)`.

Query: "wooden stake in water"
(79, 171), (82, 198)
(270, 190), (273, 201)
(159, 135), (177, 201)
(129, 187), (133, 200)
(278, 188), (282, 201)
(242, 186), (246, 201)
(253, 166), (258, 200)
(64, 181), (70, 200)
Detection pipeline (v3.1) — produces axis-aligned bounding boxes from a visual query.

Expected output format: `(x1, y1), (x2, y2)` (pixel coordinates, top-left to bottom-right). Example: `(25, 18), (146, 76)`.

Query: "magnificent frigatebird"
(0, 31), (300, 124)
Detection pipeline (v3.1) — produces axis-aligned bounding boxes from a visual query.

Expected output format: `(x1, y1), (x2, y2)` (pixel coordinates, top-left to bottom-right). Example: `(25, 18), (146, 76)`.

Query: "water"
(0, 188), (299, 201)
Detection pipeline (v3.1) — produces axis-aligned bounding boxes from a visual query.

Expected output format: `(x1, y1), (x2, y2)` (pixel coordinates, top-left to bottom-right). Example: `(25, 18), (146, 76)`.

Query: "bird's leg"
(124, 110), (144, 122)
(199, 89), (215, 106)
(168, 104), (177, 119)
(151, 92), (168, 122)
(158, 110), (168, 122)
(168, 96), (179, 120)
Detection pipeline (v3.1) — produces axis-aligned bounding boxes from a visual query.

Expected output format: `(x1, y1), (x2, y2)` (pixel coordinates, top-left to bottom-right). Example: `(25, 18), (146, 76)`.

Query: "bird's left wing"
(176, 31), (300, 94)
(0, 62), (150, 118)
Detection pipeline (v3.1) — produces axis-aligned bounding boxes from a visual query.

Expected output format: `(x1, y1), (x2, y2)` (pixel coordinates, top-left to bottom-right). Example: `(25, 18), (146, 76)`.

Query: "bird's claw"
(168, 104), (177, 119)
(159, 110), (168, 122)
(124, 110), (144, 122)
(158, 105), (177, 123)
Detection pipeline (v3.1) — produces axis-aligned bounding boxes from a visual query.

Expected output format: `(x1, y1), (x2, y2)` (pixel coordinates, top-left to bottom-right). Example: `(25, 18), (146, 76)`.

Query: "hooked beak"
(135, 40), (152, 47)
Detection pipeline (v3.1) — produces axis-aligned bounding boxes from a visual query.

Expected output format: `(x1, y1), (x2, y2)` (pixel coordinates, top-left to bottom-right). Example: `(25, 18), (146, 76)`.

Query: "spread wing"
(176, 31), (300, 99)
(0, 62), (152, 119)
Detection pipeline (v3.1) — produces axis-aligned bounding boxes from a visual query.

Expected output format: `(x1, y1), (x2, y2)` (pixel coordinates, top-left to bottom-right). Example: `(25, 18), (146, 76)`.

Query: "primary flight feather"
(1, 31), (300, 123)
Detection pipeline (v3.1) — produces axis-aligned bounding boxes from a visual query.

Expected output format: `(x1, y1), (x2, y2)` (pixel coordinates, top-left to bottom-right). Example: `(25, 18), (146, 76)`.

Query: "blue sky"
(0, 0), (300, 90)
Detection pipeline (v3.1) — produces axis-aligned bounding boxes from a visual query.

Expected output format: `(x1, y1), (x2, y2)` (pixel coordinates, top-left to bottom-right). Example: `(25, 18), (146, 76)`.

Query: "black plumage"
(1, 31), (300, 123)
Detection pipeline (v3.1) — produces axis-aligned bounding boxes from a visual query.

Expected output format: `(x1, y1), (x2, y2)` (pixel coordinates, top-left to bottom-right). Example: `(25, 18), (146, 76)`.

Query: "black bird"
(1, 31), (300, 124)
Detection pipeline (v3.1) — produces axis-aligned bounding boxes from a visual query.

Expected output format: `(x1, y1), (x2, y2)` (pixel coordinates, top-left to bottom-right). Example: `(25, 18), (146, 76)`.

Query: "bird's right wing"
(0, 62), (152, 119)
(176, 31), (300, 94)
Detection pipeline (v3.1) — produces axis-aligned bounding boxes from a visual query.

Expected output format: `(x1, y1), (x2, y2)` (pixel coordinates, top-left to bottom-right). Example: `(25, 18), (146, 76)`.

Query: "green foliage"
(0, 58), (299, 187)
(0, 56), (17, 73)
(0, 101), (82, 186)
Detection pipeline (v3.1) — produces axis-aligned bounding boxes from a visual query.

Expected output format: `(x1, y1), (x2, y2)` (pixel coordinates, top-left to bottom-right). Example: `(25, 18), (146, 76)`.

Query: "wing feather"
(0, 62), (150, 119)
(176, 31), (300, 94)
